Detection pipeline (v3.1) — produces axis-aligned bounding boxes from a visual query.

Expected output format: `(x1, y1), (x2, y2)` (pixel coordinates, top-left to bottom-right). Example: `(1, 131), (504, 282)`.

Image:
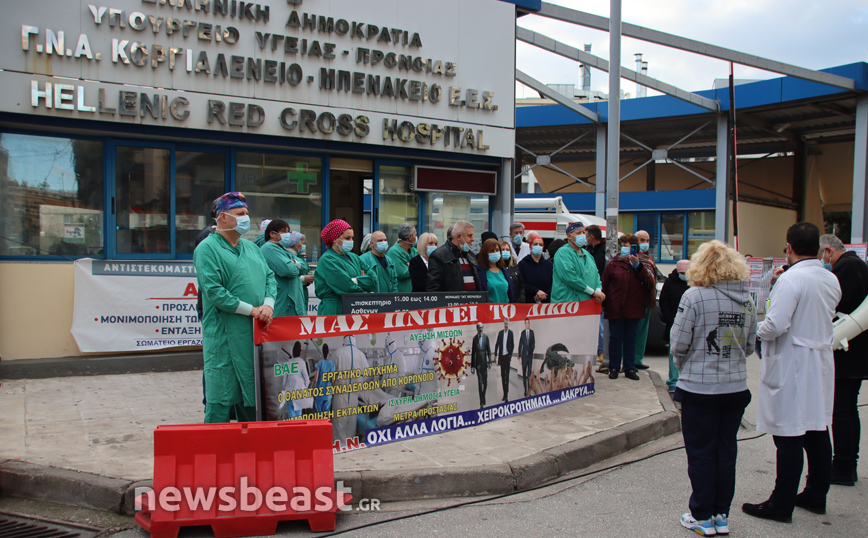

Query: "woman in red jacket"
(601, 234), (656, 380)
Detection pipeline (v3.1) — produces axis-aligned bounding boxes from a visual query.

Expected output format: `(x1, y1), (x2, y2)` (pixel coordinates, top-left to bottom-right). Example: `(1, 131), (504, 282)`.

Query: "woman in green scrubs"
(314, 219), (376, 315)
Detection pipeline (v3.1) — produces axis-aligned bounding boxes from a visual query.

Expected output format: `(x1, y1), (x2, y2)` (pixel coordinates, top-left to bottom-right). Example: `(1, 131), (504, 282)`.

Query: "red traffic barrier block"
(135, 420), (349, 538)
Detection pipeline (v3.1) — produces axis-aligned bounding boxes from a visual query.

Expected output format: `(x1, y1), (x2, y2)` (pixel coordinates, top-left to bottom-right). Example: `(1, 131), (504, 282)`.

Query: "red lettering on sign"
(184, 283), (198, 297)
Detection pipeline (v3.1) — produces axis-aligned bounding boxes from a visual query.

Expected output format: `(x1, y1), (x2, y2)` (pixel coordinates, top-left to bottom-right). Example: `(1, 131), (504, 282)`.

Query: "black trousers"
(832, 378), (864, 469)
(677, 388), (751, 520)
(476, 367), (488, 407)
(521, 359), (532, 394)
(770, 429), (832, 513)
(500, 357), (511, 400)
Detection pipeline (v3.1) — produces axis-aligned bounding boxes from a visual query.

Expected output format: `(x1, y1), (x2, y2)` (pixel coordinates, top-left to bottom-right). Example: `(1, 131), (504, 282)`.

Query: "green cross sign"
(287, 163), (317, 193)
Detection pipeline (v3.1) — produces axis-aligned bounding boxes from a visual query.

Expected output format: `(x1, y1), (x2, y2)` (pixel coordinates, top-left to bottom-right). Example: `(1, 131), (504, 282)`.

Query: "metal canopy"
(518, 94), (861, 161)
(516, 69), (600, 122)
(534, 1), (856, 91)
(517, 27), (719, 112)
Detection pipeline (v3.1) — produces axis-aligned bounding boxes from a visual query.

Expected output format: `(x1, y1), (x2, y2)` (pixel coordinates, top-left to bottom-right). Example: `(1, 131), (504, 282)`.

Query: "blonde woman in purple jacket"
(670, 240), (757, 536)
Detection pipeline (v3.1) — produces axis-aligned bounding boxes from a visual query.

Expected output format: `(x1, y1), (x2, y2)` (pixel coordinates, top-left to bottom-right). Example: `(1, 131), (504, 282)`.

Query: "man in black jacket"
(518, 318), (536, 396)
(495, 320), (515, 402)
(426, 220), (481, 292)
(820, 234), (868, 486)
(585, 225), (608, 370)
(659, 259), (690, 393)
(584, 224), (607, 276)
(470, 323), (491, 408)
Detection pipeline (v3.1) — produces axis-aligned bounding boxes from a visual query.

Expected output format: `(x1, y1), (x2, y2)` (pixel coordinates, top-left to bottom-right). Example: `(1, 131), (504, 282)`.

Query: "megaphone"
(832, 293), (868, 351)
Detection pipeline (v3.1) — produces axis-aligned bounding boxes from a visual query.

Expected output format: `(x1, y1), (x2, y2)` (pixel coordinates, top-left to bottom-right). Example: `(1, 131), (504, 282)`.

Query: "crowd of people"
(192, 192), (866, 535)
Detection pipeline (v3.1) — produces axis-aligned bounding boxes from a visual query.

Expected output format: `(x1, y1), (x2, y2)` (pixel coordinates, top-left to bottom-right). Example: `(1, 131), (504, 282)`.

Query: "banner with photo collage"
(254, 301), (600, 453)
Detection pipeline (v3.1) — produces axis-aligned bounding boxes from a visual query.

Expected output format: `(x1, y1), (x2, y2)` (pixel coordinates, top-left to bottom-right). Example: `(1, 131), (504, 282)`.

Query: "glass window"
(425, 192), (489, 252)
(378, 165), (418, 245)
(236, 152), (323, 250)
(0, 133), (104, 257)
(175, 151), (225, 255)
(660, 213), (684, 261)
(618, 213), (634, 237)
(116, 147), (170, 254)
(635, 213), (659, 257)
(687, 211), (715, 258)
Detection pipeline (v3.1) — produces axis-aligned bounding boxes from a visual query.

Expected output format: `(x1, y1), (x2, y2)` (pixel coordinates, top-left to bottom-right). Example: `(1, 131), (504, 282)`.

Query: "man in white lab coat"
(742, 222), (842, 523)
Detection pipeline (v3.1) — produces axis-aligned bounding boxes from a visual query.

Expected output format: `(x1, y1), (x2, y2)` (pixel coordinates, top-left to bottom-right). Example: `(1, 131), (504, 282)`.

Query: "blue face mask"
(339, 239), (353, 254)
(512, 234), (522, 246)
(460, 239), (470, 253)
(299, 244), (306, 255)
(823, 262), (833, 271)
(621, 246), (631, 257)
(679, 273), (688, 281)
(279, 232), (292, 247)
(412, 236), (418, 247)
(376, 241), (389, 253)
(488, 252), (501, 264)
(501, 250), (511, 261)
(230, 214), (251, 235)
(426, 245), (437, 256)
(639, 243), (650, 253)
(575, 234), (587, 248)
(532, 245), (543, 257)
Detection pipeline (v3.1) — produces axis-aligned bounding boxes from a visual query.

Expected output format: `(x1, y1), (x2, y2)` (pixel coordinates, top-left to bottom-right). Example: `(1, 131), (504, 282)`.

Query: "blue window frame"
(626, 210), (714, 263)
(108, 140), (229, 260)
(0, 123), (501, 261)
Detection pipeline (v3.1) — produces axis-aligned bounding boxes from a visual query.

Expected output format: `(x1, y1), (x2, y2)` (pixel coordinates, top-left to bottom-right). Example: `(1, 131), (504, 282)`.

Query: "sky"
(515, 0), (868, 98)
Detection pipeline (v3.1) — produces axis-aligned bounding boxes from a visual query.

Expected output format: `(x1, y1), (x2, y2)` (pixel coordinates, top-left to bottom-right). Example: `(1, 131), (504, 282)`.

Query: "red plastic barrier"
(135, 420), (349, 538)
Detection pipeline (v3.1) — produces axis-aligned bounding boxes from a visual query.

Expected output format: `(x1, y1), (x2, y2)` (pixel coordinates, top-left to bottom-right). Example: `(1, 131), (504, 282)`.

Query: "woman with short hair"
(671, 240), (757, 536)
(600, 233), (655, 381)
(410, 232), (438, 292)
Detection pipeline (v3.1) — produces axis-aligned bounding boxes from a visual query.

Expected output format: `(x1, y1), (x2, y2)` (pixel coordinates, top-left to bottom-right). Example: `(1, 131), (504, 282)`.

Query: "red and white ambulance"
(514, 196), (618, 245)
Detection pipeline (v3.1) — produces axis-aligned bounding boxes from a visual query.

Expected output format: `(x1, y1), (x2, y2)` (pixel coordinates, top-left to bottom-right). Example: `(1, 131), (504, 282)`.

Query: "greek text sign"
(0, 0), (516, 157)
(71, 258), (203, 351)
(254, 301), (599, 453)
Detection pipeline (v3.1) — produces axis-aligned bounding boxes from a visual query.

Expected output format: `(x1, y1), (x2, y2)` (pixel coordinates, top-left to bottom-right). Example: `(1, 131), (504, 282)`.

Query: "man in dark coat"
(470, 323), (491, 408)
(427, 220), (481, 292)
(659, 259), (690, 392)
(494, 320), (515, 402)
(584, 224), (607, 276)
(584, 224), (608, 370)
(518, 318), (536, 396)
(820, 234), (868, 486)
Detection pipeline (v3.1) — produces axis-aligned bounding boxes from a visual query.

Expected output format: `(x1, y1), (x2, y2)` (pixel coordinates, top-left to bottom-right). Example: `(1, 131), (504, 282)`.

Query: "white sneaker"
(681, 513), (717, 536)
(712, 514), (729, 535)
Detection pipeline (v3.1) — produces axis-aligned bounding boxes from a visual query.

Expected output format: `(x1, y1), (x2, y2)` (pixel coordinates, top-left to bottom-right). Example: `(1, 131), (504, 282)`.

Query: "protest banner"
(254, 301), (599, 453)
(71, 259), (202, 352)
(845, 243), (867, 260)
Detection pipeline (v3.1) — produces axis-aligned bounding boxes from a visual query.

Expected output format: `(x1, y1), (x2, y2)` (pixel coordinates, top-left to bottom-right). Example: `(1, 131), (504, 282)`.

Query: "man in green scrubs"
(315, 219), (376, 315)
(551, 222), (605, 305)
(360, 230), (399, 293)
(387, 223), (418, 293)
(194, 192), (277, 423)
(260, 220), (305, 317)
